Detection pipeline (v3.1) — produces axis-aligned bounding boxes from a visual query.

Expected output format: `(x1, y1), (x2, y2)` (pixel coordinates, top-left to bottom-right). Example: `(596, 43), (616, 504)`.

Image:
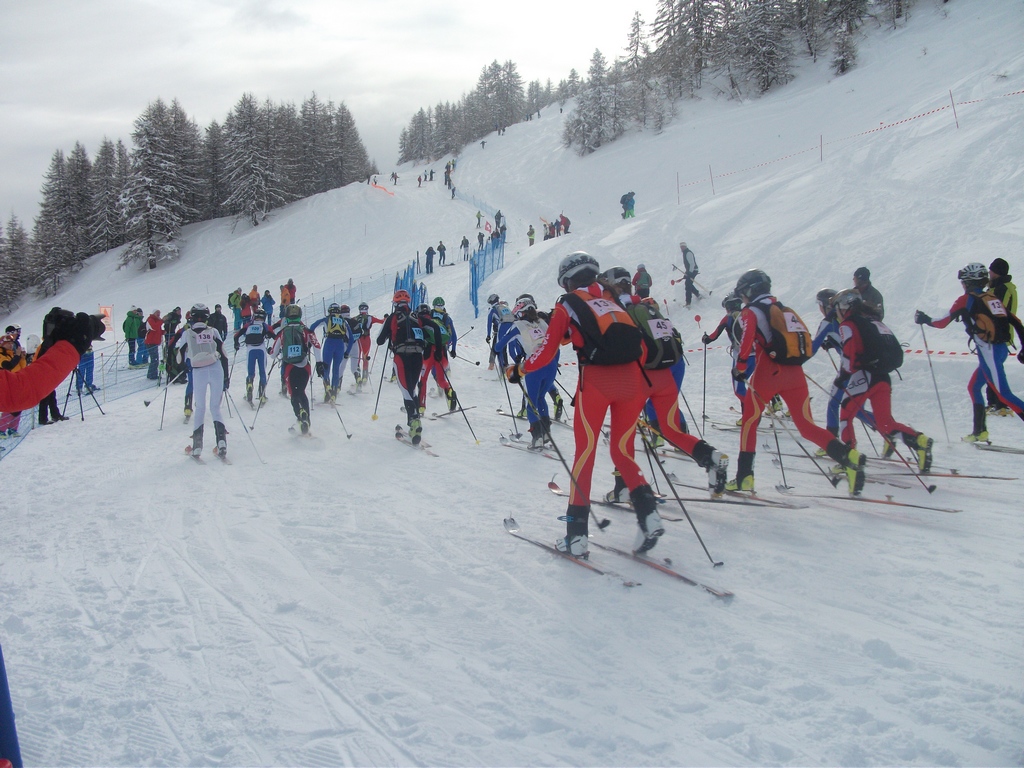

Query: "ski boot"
(725, 451), (755, 492)
(214, 421), (228, 458)
(555, 504), (590, 558)
(298, 408), (310, 435)
(445, 387), (458, 412)
(963, 404), (990, 445)
(692, 440), (729, 496)
(190, 425), (204, 457)
(258, 383), (267, 405)
(881, 436), (896, 459)
(245, 378), (254, 403)
(823, 440), (866, 496)
(528, 423), (545, 450)
(604, 471), (627, 503)
(330, 387), (338, 405)
(410, 418), (423, 445)
(907, 432), (933, 472)
(553, 394), (565, 422)
(630, 485), (664, 553)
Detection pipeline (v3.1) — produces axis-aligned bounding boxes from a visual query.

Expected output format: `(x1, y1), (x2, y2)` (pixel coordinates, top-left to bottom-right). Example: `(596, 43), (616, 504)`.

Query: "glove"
(1018, 349), (1024, 364)
(832, 374), (850, 391)
(315, 361), (325, 377)
(450, 347), (457, 358)
(731, 368), (747, 383)
(821, 336), (840, 352)
(506, 363), (523, 384)
(234, 342), (240, 351)
(44, 308), (105, 356)
(223, 376), (230, 390)
(701, 333), (711, 345)
(914, 310), (932, 326)
(485, 335), (491, 343)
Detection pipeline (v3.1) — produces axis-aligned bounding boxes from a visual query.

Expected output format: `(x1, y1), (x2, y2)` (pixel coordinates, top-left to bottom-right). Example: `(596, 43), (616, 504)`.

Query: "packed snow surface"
(2, 2), (1023, 764)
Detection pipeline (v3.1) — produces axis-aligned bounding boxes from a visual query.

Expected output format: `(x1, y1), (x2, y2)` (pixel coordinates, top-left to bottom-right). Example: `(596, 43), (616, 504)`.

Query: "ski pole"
(752, 383), (840, 490)
(518, 382), (609, 531)
(333, 401), (352, 439)
(448, 381), (480, 444)
(250, 358), (277, 430)
(637, 425), (723, 567)
(920, 325), (950, 444)
(148, 368), (187, 430)
(370, 345), (392, 421)
(698, 316), (708, 436)
(499, 362), (523, 439)
(880, 437), (937, 494)
(769, 408), (792, 491)
(225, 389), (267, 464)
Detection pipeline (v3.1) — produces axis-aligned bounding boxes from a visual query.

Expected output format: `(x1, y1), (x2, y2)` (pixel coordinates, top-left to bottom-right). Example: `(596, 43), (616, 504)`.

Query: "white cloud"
(0, 0), (657, 221)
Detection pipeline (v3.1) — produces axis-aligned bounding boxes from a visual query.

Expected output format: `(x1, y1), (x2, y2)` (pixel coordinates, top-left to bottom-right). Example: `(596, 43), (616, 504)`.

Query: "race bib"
(648, 318), (674, 340)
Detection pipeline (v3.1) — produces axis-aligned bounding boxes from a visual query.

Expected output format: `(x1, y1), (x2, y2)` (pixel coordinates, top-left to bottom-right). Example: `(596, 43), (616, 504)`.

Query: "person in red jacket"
(832, 289), (933, 471)
(144, 309), (164, 380)
(730, 269), (866, 495)
(0, 309), (103, 413)
(520, 251), (663, 557)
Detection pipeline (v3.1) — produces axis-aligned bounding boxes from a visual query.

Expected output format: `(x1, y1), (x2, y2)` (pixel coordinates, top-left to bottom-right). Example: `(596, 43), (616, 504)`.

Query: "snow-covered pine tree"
(65, 142), (93, 269)
(201, 120), (228, 221)
(0, 216), (30, 312)
(826, 0), (869, 74)
(731, 0), (794, 94)
(32, 150), (76, 294)
(331, 101), (371, 188)
(88, 138), (124, 255)
(119, 99), (198, 268)
(222, 93), (288, 228)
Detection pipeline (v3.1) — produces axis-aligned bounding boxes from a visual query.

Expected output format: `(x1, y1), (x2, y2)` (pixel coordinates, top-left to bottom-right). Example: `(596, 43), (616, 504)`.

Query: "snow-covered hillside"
(2, 2), (1023, 764)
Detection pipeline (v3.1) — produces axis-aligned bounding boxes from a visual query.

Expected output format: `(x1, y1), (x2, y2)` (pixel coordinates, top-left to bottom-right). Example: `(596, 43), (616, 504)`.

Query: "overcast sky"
(0, 0), (658, 226)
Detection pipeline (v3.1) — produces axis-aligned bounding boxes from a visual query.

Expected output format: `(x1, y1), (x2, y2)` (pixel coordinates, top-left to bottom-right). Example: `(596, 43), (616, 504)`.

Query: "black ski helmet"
(286, 304), (302, 320)
(558, 251), (600, 291)
(487, 293), (500, 306)
(735, 269), (771, 300)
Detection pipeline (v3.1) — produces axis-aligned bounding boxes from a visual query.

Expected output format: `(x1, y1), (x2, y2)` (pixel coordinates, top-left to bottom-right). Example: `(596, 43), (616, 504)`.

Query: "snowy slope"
(2, 2), (1024, 764)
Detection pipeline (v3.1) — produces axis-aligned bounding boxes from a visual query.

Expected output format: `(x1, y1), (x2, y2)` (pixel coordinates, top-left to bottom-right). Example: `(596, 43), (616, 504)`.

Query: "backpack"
(390, 311), (425, 353)
(281, 323), (308, 365)
(849, 315), (903, 374)
(628, 300), (683, 370)
(635, 271), (653, 290)
(967, 292), (1011, 344)
(497, 302), (514, 324)
(243, 320), (269, 347)
(750, 300), (812, 366)
(561, 291), (643, 366)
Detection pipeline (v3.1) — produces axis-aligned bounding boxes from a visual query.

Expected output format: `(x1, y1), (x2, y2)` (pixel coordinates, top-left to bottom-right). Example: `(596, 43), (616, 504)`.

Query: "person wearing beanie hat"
(853, 267), (884, 320)
(986, 258), (1018, 413)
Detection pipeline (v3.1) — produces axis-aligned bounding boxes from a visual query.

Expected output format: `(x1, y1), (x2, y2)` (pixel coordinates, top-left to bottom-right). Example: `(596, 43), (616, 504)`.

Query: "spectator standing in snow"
(437, 241), (447, 266)
(527, 225), (535, 246)
(425, 245), (435, 274)
(853, 267), (884, 320)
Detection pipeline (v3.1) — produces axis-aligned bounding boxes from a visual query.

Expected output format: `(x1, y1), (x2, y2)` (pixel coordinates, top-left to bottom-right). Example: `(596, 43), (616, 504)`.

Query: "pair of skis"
(502, 517), (732, 598)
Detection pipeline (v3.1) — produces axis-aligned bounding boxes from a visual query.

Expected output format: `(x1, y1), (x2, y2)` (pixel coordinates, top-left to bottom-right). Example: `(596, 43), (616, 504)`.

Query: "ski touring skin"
(395, 426), (439, 457)
(665, 475), (810, 509)
(770, 458), (916, 490)
(502, 518), (639, 587)
(496, 408), (572, 429)
(546, 481), (684, 521)
(587, 541), (733, 598)
(429, 406), (477, 420)
(971, 443), (1024, 455)
(777, 487), (962, 514)
(499, 434), (560, 461)
(760, 443), (1011, 479)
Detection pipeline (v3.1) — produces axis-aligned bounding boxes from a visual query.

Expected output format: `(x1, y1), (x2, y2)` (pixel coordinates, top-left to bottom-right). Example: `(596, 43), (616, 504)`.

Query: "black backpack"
(561, 292), (643, 366)
(850, 315), (903, 374)
(627, 300), (683, 370)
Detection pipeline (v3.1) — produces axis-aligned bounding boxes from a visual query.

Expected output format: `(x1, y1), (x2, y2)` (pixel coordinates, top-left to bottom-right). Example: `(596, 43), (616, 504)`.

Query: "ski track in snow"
(3, 3), (1024, 764)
